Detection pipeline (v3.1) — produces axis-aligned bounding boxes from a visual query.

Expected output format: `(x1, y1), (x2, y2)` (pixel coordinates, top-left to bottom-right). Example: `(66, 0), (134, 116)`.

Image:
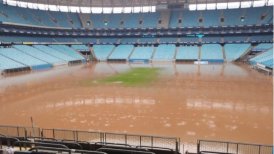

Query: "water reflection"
(45, 97), (156, 109)
(93, 63), (248, 77)
(186, 100), (270, 114)
(0, 63), (249, 91)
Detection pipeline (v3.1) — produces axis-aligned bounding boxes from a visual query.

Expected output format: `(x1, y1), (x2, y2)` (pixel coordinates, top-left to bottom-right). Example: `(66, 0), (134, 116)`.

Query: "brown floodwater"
(0, 62), (272, 151)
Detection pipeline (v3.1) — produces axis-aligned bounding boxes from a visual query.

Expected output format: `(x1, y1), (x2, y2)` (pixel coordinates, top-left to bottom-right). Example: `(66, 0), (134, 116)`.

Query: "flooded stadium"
(0, 62), (272, 149)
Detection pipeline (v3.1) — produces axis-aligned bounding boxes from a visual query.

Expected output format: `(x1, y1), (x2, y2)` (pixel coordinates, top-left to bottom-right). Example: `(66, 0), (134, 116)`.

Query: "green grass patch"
(100, 67), (159, 86)
(79, 67), (160, 87)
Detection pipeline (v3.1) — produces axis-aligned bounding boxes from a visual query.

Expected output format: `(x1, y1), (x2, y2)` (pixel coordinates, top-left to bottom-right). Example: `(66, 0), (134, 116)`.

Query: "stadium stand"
(120, 38), (138, 44)
(249, 35), (273, 43)
(49, 45), (86, 62)
(201, 44), (224, 62)
(14, 45), (66, 66)
(139, 38), (156, 44)
(202, 10), (221, 27)
(71, 45), (89, 51)
(224, 44), (251, 62)
(182, 10), (203, 27)
(92, 45), (115, 61)
(0, 36), (55, 42)
(159, 38), (178, 44)
(224, 36), (248, 43)
(0, 47), (52, 70)
(179, 37), (199, 43)
(33, 45), (79, 62)
(152, 44), (176, 61)
(0, 53), (28, 73)
(201, 37), (222, 43)
(249, 49), (273, 68)
(129, 46), (154, 61)
(0, 1), (273, 29)
(99, 38), (118, 44)
(0, 1), (272, 72)
(176, 46), (199, 61)
(108, 45), (134, 61)
(253, 43), (273, 51)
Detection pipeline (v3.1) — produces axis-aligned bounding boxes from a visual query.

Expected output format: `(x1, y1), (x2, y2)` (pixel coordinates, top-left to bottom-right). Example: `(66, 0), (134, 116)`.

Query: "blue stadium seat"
(14, 45), (66, 65)
(249, 49), (273, 68)
(153, 44), (176, 61)
(71, 45), (89, 51)
(225, 44), (251, 61)
(0, 47), (52, 70)
(49, 45), (85, 62)
(253, 43), (273, 51)
(201, 44), (223, 62)
(33, 45), (77, 62)
(108, 45), (134, 60)
(130, 46), (154, 60)
(0, 52), (26, 71)
(92, 45), (115, 61)
(176, 46), (199, 60)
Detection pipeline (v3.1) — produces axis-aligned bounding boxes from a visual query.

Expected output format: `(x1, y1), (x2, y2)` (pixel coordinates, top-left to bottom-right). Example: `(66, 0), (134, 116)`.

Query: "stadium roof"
(7, 0), (274, 7)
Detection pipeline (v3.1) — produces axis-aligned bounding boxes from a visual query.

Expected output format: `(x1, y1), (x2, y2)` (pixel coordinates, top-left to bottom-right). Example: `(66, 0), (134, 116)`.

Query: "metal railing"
(41, 128), (180, 152)
(197, 140), (273, 154)
(0, 125), (40, 138)
(2, 125), (273, 154)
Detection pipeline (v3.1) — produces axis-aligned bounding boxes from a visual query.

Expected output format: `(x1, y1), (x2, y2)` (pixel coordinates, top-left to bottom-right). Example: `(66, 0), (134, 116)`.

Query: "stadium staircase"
(158, 10), (170, 28)
(222, 46), (226, 62)
(173, 47), (179, 60)
(106, 46), (117, 60)
(151, 46), (157, 60)
(128, 46), (136, 60)
(46, 12), (59, 27)
(90, 47), (98, 61)
(79, 13), (93, 28)
(198, 46), (201, 60)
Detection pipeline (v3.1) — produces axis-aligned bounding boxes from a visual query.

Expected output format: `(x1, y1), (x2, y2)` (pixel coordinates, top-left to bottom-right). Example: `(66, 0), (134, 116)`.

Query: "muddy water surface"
(0, 63), (272, 148)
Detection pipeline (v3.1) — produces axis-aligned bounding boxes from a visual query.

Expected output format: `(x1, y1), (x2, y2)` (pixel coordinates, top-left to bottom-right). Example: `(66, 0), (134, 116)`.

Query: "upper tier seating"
(130, 46), (154, 60)
(92, 45), (115, 61)
(169, 6), (273, 28)
(108, 45), (134, 60)
(224, 44), (251, 62)
(176, 46), (199, 60)
(0, 2), (272, 29)
(14, 45), (66, 65)
(0, 3), (83, 28)
(201, 44), (223, 62)
(0, 47), (52, 70)
(153, 44), (176, 61)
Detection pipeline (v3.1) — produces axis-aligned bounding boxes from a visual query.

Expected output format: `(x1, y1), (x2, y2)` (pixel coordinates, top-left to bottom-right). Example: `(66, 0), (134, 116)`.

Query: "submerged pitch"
(0, 63), (272, 151)
(81, 67), (159, 86)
